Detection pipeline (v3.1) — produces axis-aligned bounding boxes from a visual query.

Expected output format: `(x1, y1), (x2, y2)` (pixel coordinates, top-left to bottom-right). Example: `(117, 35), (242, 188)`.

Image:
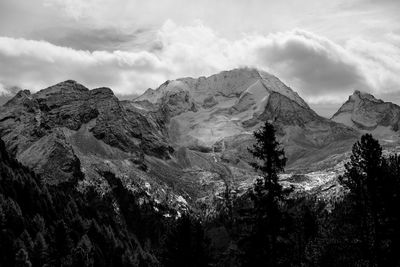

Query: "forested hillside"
(0, 138), (207, 266)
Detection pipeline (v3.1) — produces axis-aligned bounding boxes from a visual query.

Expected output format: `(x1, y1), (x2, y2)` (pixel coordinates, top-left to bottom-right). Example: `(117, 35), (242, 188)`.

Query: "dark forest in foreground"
(1, 122), (400, 266)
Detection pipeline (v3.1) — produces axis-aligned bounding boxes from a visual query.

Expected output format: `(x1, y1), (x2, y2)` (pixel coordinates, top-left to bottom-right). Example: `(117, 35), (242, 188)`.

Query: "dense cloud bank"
(1, 21), (399, 105)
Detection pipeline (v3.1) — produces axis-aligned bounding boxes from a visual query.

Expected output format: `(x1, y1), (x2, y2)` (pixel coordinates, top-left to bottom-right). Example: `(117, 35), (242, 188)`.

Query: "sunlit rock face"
(332, 90), (400, 142)
(0, 80), (171, 184)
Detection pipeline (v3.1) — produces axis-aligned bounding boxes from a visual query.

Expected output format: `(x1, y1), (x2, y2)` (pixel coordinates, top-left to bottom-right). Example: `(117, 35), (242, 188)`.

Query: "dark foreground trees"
(0, 138), (209, 267)
(339, 134), (400, 266)
(340, 134), (383, 266)
(208, 130), (400, 266)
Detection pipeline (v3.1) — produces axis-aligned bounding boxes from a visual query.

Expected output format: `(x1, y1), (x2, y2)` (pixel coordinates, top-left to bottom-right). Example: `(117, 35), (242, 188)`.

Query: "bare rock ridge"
(0, 80), (171, 185)
(332, 90), (400, 141)
(0, 68), (360, 208)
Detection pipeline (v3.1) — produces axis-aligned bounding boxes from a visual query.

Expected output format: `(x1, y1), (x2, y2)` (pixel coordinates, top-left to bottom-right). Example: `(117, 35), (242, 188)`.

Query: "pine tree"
(54, 220), (73, 265)
(72, 234), (94, 267)
(249, 121), (286, 196)
(247, 121), (289, 266)
(339, 134), (383, 266)
(221, 181), (237, 229)
(379, 154), (400, 265)
(15, 248), (32, 267)
(161, 214), (209, 267)
(33, 232), (48, 266)
(0, 200), (5, 228)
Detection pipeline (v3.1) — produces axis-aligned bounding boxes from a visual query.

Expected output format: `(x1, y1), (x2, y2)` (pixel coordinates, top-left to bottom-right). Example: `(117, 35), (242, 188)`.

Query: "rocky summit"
(332, 90), (400, 143)
(0, 68), (362, 211)
(0, 80), (176, 200)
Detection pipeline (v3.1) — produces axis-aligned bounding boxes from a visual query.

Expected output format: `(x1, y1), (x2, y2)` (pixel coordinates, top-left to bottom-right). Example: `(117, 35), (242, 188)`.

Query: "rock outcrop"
(0, 80), (172, 184)
(332, 90), (400, 141)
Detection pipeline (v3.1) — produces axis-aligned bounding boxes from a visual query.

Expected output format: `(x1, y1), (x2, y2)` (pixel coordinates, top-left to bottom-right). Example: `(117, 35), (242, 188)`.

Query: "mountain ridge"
(0, 68), (360, 210)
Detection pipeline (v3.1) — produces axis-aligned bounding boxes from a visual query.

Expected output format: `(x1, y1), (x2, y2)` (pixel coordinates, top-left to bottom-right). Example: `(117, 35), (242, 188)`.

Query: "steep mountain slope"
(133, 68), (358, 172)
(0, 81), (192, 211)
(0, 68), (359, 208)
(332, 90), (400, 142)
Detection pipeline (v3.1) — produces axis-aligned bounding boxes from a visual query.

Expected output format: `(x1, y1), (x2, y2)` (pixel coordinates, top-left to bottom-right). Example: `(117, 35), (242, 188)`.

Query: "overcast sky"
(0, 0), (399, 116)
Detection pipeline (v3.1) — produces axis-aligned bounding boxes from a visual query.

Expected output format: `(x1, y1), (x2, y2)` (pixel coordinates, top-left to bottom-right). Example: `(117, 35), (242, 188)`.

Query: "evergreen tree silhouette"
(247, 121), (289, 266)
(339, 134), (383, 266)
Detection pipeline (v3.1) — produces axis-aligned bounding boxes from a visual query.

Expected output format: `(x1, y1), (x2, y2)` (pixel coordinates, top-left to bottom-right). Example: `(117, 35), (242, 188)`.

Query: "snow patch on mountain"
(133, 68), (318, 152)
(332, 90), (400, 141)
(256, 70), (309, 108)
(135, 68), (308, 109)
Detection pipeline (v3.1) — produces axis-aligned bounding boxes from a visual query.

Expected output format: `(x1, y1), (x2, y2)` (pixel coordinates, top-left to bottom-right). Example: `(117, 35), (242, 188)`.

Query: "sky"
(0, 0), (399, 117)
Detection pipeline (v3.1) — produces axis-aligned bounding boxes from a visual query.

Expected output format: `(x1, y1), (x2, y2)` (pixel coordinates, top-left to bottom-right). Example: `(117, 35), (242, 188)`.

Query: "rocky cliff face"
(0, 81), (172, 185)
(0, 69), (360, 210)
(332, 90), (400, 141)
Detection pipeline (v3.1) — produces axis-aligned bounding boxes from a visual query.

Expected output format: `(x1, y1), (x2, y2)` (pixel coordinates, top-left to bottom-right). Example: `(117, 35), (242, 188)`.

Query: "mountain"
(332, 90), (400, 142)
(1, 73), (399, 267)
(0, 81), (192, 212)
(133, 68), (358, 172)
(0, 68), (358, 208)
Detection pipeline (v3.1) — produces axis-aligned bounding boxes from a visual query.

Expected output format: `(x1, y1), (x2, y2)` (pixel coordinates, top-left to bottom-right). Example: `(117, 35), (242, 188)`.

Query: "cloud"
(31, 27), (153, 52)
(251, 30), (368, 98)
(346, 37), (400, 93)
(0, 0), (154, 52)
(153, 22), (400, 104)
(0, 20), (399, 107)
(43, 0), (99, 21)
(0, 36), (170, 94)
(0, 82), (11, 96)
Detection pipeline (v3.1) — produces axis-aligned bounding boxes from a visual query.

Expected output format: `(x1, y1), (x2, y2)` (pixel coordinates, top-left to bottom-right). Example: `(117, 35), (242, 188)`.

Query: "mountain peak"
(36, 80), (89, 97)
(4, 89), (32, 107)
(135, 67), (309, 109)
(332, 91), (400, 134)
(53, 79), (87, 89)
(350, 90), (382, 103)
(90, 87), (115, 97)
(352, 89), (363, 97)
(13, 89), (31, 98)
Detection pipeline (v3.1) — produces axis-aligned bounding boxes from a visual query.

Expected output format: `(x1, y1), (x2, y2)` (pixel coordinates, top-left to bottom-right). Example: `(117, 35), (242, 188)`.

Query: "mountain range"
(1, 67), (399, 211)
